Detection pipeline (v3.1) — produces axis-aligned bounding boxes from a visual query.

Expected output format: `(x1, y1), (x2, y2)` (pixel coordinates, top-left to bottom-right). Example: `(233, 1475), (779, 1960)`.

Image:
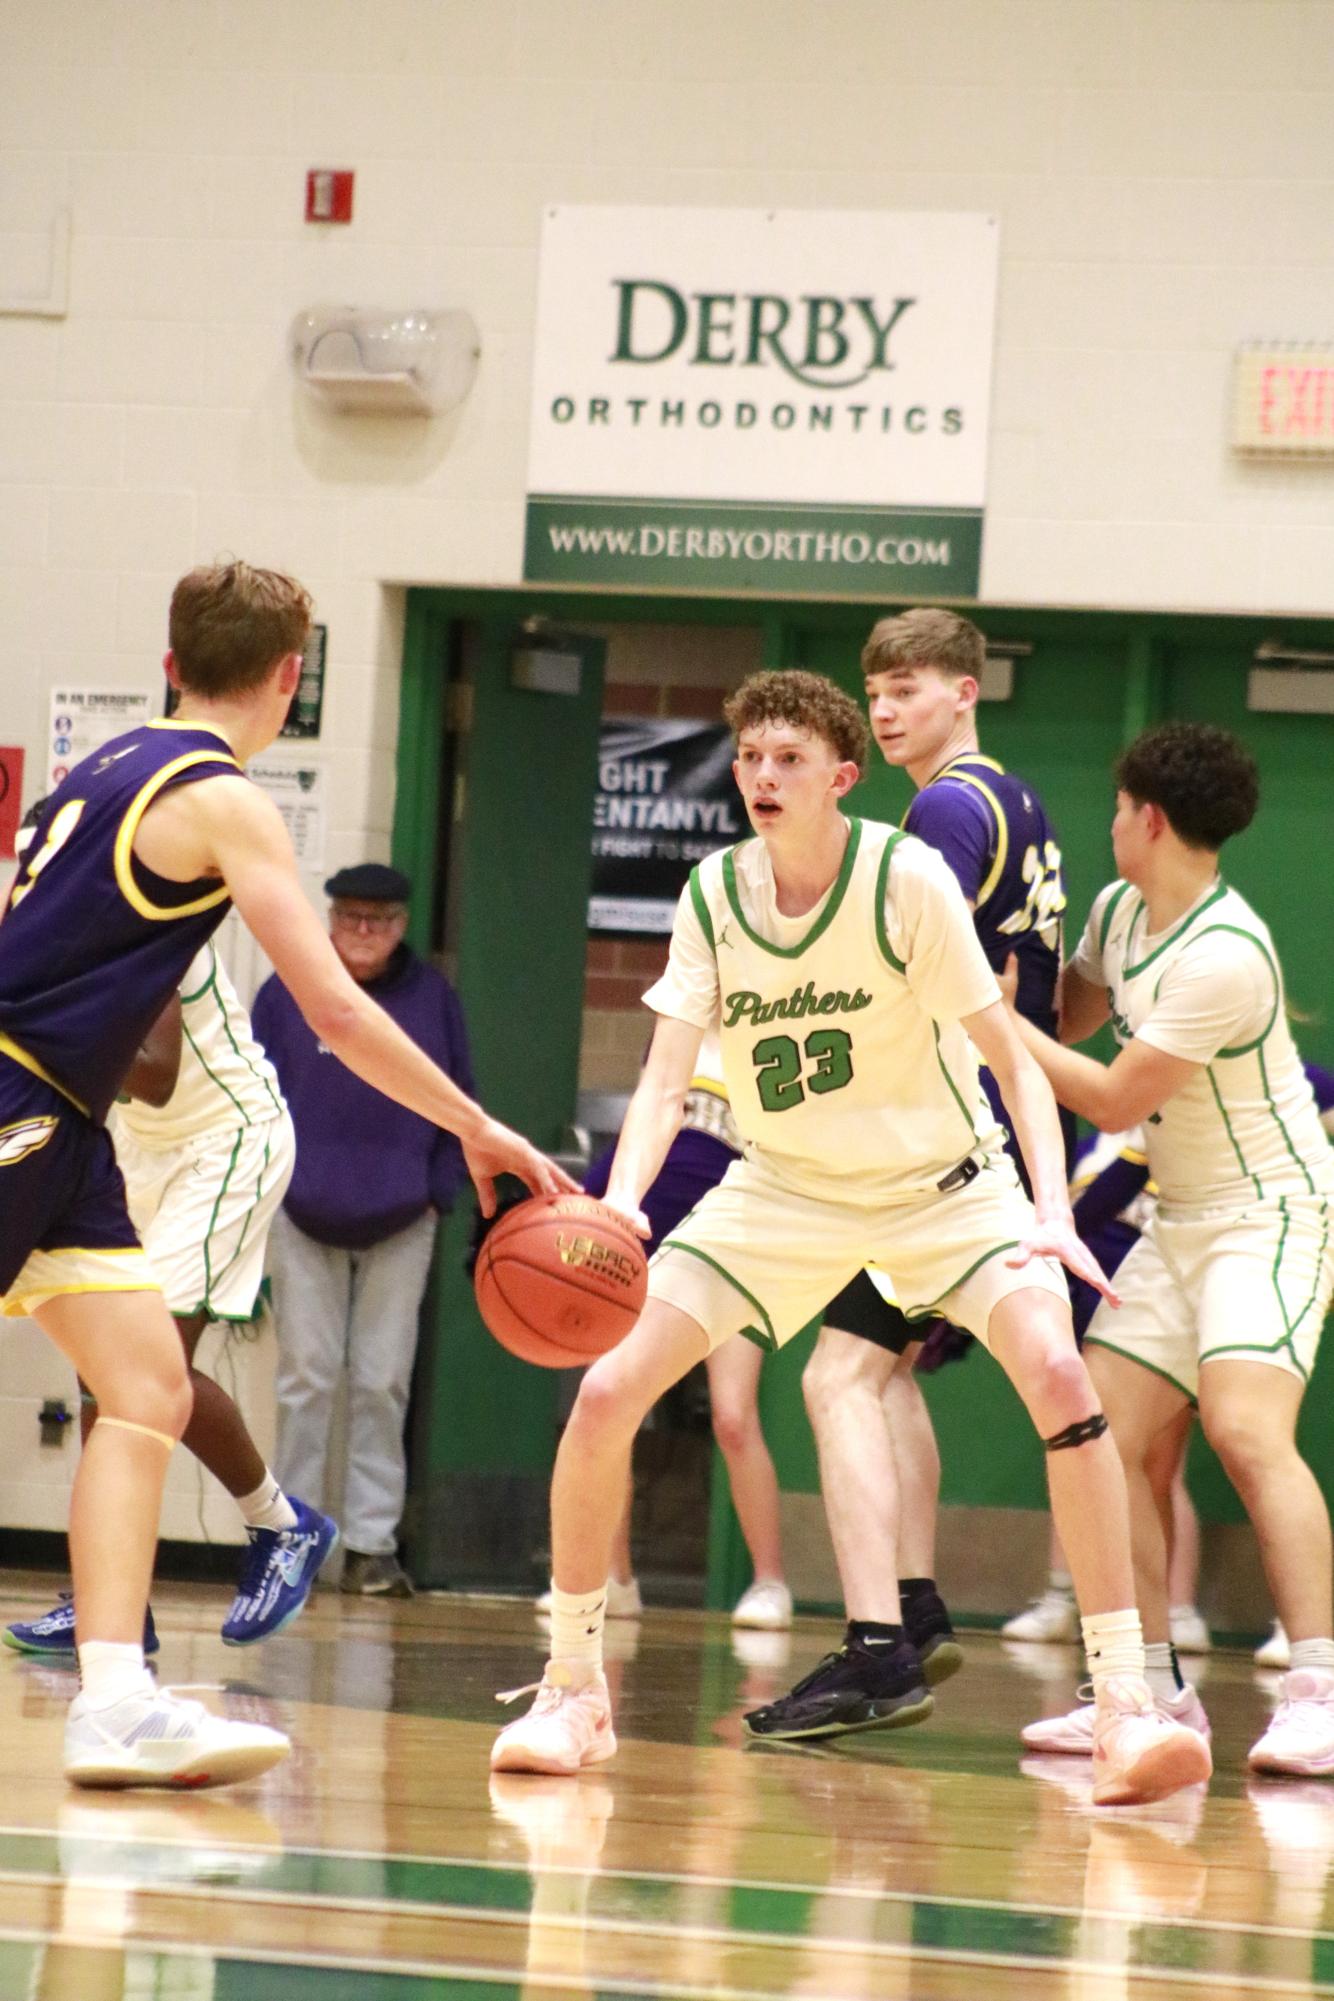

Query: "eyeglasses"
(331, 907), (404, 934)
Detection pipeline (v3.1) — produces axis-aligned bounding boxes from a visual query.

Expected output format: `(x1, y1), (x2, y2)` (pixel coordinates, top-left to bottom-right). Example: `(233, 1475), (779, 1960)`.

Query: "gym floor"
(0, 1577), (1328, 1999)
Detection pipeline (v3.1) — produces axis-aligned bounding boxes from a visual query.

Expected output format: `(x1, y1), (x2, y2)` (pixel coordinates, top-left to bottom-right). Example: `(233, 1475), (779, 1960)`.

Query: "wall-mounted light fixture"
(1247, 638), (1334, 715)
(290, 306), (480, 416)
(979, 638), (1033, 703)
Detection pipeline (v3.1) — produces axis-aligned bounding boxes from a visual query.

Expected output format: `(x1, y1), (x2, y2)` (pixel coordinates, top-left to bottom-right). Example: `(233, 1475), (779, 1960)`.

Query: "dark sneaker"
(902, 1587), (964, 1688)
(4, 1593), (159, 1658)
(221, 1500), (339, 1646)
(742, 1636), (933, 1741)
(339, 1550), (414, 1599)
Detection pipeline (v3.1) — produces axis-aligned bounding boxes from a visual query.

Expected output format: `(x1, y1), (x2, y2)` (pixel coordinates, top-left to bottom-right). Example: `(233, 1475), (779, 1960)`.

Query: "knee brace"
(1044, 1412), (1109, 1453)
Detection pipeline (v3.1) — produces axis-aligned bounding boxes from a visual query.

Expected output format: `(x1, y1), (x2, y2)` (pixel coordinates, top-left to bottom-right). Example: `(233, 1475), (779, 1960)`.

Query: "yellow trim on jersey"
(113, 751), (238, 921)
(687, 1076), (730, 1100)
(0, 1033), (90, 1116)
(4, 1280), (162, 1317)
(146, 718), (236, 744)
(936, 765), (1009, 907)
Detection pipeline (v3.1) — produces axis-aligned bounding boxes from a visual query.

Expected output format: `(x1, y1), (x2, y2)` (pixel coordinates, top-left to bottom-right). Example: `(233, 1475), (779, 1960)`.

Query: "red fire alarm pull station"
(305, 170), (354, 223)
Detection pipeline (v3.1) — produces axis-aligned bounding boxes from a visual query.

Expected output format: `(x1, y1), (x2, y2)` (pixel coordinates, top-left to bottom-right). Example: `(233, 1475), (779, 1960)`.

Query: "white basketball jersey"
(115, 941), (287, 1148)
(1076, 878), (1334, 1212)
(665, 818), (1003, 1206)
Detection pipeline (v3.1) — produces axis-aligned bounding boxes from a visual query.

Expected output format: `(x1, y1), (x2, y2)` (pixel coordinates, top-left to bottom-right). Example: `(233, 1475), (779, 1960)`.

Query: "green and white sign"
(524, 206), (999, 597)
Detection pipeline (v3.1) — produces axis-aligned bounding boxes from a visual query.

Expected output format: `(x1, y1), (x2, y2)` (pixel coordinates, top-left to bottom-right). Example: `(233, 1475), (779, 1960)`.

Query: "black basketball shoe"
(742, 1633), (933, 1742)
(900, 1584), (964, 1688)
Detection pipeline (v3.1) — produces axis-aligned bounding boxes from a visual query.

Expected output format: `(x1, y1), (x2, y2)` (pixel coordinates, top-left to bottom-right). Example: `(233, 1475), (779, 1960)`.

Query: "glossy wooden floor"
(1, 1575), (1331, 2000)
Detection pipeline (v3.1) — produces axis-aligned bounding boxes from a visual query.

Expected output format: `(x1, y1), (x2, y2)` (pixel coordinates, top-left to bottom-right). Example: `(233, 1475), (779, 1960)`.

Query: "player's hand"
(600, 1186), (652, 1240)
(998, 951), (1021, 1008)
(462, 1119), (580, 1217)
(1006, 1218), (1121, 1307)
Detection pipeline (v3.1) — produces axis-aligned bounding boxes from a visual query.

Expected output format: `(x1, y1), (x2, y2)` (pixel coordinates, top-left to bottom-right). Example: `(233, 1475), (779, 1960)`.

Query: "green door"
(399, 602), (607, 1587)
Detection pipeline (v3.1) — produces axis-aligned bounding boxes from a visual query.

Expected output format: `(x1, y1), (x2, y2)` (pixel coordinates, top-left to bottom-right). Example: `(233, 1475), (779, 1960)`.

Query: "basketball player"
(491, 670), (1210, 1807)
(6, 932), (337, 1660)
(0, 560), (573, 1788)
(787, 607), (1072, 1732)
(1004, 722), (1334, 1776)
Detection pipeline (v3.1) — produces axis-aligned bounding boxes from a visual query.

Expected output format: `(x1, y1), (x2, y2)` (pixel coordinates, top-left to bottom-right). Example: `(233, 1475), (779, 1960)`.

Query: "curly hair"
(1116, 722), (1259, 852)
(723, 671), (868, 773)
(861, 606), (985, 682)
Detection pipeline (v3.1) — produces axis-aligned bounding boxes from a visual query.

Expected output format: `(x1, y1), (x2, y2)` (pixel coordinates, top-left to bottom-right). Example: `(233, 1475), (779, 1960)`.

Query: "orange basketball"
(474, 1193), (648, 1368)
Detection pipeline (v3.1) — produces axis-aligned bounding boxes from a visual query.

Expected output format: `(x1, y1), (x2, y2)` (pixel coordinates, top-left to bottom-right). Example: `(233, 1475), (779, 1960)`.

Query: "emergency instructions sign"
(526, 206), (999, 597)
(49, 689), (152, 791)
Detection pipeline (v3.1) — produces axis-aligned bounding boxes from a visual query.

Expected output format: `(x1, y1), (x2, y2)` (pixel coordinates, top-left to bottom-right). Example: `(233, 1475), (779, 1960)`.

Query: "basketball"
(474, 1193), (648, 1367)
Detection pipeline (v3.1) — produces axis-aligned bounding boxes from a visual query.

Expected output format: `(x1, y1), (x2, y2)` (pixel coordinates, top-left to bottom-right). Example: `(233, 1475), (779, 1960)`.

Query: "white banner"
(248, 757), (327, 871)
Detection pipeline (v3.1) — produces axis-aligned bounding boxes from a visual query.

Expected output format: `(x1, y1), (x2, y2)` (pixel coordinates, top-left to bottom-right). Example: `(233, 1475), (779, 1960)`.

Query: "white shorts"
(1084, 1195), (1334, 1401)
(116, 1111), (296, 1321)
(649, 1150), (1068, 1353)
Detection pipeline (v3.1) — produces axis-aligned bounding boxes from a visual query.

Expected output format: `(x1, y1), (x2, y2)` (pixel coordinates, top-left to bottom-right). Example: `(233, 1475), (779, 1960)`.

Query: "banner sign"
(248, 758), (327, 871)
(590, 717), (743, 934)
(526, 206), (998, 597)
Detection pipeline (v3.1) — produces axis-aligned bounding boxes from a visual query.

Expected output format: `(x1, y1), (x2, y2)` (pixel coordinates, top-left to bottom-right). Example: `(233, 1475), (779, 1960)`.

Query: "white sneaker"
(731, 1579), (793, 1630)
(1256, 1620), (1291, 1669)
(1249, 1669), (1334, 1776)
(1169, 1605), (1212, 1655)
(1001, 1588), (1079, 1643)
(1022, 1680), (1210, 1756)
(1090, 1675), (1212, 1807)
(533, 1578), (642, 1619)
(64, 1688), (290, 1791)
(491, 1665), (617, 1775)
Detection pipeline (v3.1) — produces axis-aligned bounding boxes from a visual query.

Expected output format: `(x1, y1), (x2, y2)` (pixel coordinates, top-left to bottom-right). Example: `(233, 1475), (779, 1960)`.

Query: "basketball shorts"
(649, 1150), (1069, 1354)
(0, 1055), (155, 1317)
(115, 1109), (296, 1321)
(1084, 1194), (1334, 1401)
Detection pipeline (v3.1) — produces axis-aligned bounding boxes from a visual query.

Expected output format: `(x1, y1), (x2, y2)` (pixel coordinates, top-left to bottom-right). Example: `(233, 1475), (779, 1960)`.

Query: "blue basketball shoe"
(4, 1593), (159, 1658)
(221, 1500), (338, 1646)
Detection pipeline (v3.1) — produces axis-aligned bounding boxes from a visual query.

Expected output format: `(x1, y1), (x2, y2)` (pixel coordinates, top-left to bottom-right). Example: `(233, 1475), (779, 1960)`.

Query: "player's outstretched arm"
(998, 954), (1197, 1133)
(169, 777), (577, 1214)
(963, 998), (1119, 1304)
(602, 1013), (705, 1239)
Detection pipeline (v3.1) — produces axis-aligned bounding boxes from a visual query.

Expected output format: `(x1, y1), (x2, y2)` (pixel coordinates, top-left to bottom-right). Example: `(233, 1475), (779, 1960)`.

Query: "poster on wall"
(248, 758), (327, 871)
(526, 206), (999, 598)
(48, 689), (152, 791)
(590, 716), (743, 934)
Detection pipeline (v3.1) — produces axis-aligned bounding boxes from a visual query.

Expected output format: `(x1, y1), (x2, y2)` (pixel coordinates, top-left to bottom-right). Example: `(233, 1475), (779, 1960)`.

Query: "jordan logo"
(717, 923), (735, 950)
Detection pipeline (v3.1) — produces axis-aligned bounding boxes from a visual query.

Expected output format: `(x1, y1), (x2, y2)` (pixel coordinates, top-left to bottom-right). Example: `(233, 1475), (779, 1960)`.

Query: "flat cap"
(324, 862), (411, 903)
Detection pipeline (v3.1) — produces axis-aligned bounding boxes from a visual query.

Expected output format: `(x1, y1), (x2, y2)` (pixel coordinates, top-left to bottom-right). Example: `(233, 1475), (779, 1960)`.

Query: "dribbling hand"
(463, 1119), (580, 1218)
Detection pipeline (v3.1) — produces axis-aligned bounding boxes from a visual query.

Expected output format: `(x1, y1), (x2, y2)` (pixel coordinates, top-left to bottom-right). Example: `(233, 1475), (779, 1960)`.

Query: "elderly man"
(253, 863), (474, 1597)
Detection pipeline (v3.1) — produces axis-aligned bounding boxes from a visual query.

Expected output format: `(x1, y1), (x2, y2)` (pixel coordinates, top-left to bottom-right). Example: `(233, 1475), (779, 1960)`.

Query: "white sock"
(1289, 1638), (1334, 1674)
(548, 1583), (606, 1681)
(1144, 1640), (1181, 1700)
(237, 1472), (298, 1532)
(1049, 1568), (1074, 1595)
(78, 1640), (153, 1710)
(1081, 1608), (1145, 1698)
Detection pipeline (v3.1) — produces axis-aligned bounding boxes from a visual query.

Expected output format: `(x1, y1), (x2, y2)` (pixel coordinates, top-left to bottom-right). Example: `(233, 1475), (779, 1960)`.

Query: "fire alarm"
(305, 170), (354, 224)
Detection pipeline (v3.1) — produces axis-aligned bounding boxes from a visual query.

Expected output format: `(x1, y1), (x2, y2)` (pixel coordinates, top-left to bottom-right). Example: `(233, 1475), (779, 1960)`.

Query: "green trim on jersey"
(1258, 1043), (1319, 1196)
(179, 942), (215, 1006)
(1206, 927), (1280, 1057)
(901, 1239), (1020, 1322)
(1121, 879), (1227, 980)
(1097, 881), (1131, 957)
(932, 1022), (982, 1146)
(200, 1128), (244, 1305)
(656, 1239), (777, 1351)
(1206, 1066), (1265, 1202)
(181, 962), (286, 1126)
(1083, 1333), (1197, 1406)
(721, 818), (863, 960)
(688, 867), (715, 950)
(872, 829), (910, 974)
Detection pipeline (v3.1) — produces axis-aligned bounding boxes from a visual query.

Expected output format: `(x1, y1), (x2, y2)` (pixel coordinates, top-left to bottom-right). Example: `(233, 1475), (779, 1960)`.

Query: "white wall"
(4, 0), (1334, 869)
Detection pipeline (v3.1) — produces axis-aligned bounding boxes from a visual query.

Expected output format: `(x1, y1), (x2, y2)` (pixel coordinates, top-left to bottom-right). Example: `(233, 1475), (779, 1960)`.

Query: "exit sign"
(1233, 344), (1334, 455)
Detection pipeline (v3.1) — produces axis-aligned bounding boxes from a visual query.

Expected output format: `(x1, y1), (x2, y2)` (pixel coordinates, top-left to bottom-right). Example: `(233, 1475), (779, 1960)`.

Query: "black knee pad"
(1044, 1412), (1109, 1453)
